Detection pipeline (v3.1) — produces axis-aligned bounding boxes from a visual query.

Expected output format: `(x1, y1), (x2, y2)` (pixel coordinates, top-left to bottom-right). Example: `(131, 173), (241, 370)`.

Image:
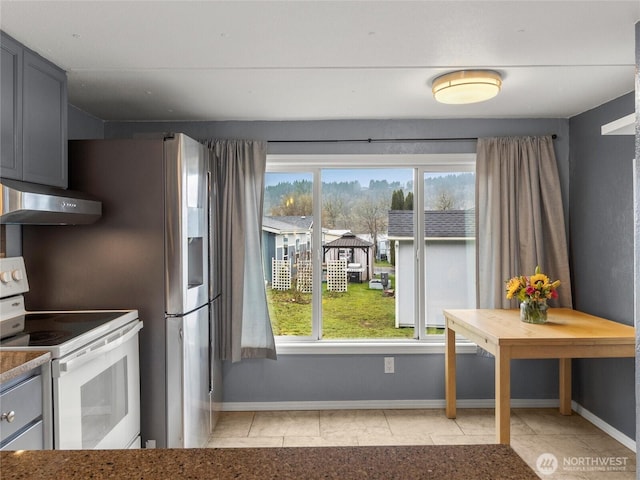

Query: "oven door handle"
(53, 321), (143, 378)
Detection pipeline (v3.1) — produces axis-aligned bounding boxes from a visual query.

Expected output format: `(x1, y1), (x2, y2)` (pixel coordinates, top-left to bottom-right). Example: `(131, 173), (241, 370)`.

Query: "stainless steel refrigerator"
(23, 133), (216, 448)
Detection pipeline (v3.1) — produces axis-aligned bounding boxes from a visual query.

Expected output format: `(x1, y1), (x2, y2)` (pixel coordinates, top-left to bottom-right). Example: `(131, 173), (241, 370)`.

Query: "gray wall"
(569, 91), (635, 440)
(106, 118), (571, 227)
(68, 104), (104, 139)
(106, 117), (570, 406)
(222, 355), (559, 404)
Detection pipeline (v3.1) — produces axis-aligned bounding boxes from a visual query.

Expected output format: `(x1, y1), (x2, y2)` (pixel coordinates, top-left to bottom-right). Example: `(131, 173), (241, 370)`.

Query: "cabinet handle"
(1, 411), (15, 423)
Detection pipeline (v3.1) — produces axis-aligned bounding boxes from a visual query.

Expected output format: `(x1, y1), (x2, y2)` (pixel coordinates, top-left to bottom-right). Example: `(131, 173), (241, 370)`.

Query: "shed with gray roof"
(388, 210), (475, 239)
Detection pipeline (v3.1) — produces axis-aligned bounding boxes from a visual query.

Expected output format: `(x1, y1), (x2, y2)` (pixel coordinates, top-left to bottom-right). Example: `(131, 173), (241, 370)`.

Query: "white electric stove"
(0, 257), (142, 450)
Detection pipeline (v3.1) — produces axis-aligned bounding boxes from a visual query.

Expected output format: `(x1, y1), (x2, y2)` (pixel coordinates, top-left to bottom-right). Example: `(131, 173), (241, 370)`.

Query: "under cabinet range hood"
(0, 179), (102, 225)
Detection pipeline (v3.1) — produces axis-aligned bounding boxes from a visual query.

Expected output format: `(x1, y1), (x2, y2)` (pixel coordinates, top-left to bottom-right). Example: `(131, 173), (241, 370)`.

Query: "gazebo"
(322, 232), (373, 282)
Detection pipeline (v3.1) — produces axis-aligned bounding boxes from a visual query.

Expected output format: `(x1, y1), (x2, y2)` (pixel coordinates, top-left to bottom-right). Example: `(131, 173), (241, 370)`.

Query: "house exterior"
(262, 218), (374, 284)
(388, 209), (476, 328)
(358, 233), (390, 261)
(262, 216), (313, 284)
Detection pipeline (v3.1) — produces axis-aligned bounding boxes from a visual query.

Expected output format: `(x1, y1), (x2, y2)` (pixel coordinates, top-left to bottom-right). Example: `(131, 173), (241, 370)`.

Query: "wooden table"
(443, 308), (635, 444)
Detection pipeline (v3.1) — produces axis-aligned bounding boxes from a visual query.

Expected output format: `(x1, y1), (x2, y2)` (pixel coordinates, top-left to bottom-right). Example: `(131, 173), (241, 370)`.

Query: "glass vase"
(520, 300), (548, 324)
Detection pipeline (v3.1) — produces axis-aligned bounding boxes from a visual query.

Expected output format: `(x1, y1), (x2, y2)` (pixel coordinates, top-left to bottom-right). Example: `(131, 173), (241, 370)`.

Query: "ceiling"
(1, 1), (638, 122)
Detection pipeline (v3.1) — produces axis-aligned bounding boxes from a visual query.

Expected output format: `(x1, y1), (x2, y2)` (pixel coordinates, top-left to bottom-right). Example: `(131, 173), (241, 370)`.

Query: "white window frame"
(266, 154), (477, 354)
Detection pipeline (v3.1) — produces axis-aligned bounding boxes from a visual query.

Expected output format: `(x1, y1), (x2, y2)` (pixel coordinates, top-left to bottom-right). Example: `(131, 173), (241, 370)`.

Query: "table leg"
(495, 346), (511, 444)
(559, 358), (572, 415)
(445, 324), (456, 419)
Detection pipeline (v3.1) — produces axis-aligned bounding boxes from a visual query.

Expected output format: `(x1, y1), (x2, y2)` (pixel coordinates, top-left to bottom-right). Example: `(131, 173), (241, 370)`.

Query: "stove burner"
(28, 330), (73, 346)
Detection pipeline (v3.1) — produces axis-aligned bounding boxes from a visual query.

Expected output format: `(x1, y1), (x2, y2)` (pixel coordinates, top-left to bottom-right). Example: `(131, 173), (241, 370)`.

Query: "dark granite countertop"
(0, 444), (539, 479)
(0, 351), (50, 384)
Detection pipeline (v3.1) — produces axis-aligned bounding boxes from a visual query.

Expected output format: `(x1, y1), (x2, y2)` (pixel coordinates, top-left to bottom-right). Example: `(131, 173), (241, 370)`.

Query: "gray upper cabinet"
(1, 33), (23, 180)
(1, 32), (67, 188)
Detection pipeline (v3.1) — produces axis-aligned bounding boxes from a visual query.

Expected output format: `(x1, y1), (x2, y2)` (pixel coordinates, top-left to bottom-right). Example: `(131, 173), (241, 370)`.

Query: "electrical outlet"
(384, 356), (394, 374)
(145, 440), (156, 449)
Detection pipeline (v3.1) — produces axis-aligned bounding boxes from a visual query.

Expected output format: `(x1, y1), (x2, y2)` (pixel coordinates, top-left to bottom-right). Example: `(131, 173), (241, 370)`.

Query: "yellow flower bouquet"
(505, 266), (560, 323)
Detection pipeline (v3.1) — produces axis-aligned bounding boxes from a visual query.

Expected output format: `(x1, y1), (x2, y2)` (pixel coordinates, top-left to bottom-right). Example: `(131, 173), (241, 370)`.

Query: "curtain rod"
(268, 134), (557, 144)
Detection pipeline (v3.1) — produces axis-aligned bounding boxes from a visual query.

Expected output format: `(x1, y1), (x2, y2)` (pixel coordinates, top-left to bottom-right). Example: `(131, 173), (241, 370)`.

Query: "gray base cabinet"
(1, 31), (67, 188)
(0, 372), (48, 450)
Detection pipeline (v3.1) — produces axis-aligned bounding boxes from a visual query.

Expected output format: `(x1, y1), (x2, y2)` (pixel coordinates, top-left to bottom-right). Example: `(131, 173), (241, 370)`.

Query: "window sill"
(274, 339), (479, 355)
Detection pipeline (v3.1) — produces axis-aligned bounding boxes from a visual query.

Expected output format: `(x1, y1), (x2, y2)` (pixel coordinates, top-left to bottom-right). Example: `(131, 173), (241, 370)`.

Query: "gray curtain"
(476, 136), (573, 309)
(207, 139), (277, 362)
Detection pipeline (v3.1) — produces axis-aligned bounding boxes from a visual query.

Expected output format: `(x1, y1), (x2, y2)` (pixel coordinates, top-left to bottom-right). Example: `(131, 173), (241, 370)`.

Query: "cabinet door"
(0, 375), (43, 445)
(22, 50), (67, 188)
(0, 32), (23, 180)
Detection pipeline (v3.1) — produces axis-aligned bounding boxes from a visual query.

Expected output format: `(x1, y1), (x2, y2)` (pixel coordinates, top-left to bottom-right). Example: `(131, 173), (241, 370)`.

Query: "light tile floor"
(208, 408), (636, 480)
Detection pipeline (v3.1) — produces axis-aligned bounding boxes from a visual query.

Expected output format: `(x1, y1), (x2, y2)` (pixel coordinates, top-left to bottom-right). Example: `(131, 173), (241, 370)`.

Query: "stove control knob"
(11, 269), (23, 282)
(0, 271), (11, 284)
(1, 411), (15, 423)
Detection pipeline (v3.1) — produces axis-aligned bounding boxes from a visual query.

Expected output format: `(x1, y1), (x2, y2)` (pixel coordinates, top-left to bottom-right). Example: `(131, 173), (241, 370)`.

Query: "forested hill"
(264, 173), (474, 217)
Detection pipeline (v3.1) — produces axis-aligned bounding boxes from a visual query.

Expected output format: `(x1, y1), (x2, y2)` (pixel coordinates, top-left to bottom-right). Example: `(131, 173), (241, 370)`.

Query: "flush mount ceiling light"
(432, 70), (502, 104)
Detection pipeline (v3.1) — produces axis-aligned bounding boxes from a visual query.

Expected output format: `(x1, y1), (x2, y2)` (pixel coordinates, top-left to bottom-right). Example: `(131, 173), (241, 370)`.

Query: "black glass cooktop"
(0, 311), (125, 347)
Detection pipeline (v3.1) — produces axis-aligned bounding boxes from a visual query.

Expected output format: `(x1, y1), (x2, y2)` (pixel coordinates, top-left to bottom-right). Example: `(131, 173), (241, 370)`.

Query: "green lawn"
(267, 278), (416, 339)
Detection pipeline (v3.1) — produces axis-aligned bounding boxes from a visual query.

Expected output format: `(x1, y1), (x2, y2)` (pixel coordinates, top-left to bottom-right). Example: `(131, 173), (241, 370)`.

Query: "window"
(262, 155), (476, 343)
(422, 171), (476, 334)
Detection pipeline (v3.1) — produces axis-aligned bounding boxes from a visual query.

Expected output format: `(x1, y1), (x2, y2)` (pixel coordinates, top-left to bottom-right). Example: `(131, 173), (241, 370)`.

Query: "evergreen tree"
(391, 189), (405, 209)
(404, 192), (414, 210)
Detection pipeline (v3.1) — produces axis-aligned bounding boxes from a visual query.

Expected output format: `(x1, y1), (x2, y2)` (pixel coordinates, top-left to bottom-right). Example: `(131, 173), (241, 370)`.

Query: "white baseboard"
(221, 398), (560, 412)
(221, 398), (636, 451)
(571, 401), (636, 452)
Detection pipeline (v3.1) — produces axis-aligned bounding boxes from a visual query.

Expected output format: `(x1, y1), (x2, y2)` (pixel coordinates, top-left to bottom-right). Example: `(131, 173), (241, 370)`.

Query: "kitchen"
(0, 1), (639, 478)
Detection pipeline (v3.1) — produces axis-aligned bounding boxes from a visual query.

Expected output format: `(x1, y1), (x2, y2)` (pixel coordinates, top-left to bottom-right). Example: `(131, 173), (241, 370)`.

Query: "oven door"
(51, 320), (142, 450)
